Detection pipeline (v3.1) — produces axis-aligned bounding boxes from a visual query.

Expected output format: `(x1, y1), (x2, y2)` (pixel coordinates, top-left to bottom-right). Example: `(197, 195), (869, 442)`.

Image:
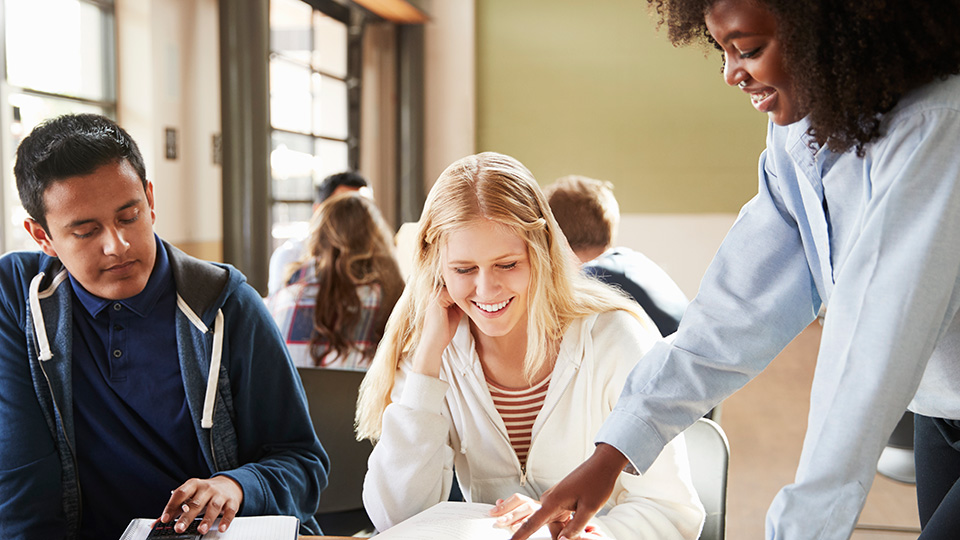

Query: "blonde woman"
(356, 152), (704, 539)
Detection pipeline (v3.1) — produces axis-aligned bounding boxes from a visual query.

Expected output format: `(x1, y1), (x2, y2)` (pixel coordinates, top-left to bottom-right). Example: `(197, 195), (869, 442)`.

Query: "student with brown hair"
(268, 193), (404, 370)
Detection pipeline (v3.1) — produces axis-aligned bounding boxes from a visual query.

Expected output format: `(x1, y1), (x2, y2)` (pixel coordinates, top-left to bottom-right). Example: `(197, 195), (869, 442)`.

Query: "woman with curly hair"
(356, 152), (705, 539)
(267, 193), (404, 369)
(515, 1), (960, 539)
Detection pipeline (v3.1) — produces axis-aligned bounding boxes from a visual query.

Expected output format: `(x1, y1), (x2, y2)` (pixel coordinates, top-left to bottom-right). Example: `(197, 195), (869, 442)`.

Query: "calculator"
(146, 517), (204, 539)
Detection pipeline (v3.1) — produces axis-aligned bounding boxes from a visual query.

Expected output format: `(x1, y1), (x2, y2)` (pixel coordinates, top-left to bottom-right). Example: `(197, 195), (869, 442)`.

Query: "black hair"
(315, 171), (369, 204)
(14, 113), (148, 231)
(647, 0), (960, 155)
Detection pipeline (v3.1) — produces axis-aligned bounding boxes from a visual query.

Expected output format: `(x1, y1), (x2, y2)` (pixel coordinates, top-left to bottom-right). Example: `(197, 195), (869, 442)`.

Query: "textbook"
(118, 515), (299, 540)
(375, 501), (553, 540)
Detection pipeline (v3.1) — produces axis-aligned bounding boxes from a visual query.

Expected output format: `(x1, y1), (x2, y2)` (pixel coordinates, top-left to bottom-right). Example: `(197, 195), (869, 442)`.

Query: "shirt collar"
(70, 234), (172, 318)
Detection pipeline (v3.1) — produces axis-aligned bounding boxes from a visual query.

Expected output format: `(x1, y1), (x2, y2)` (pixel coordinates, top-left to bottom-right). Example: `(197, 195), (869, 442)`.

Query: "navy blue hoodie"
(0, 240), (328, 539)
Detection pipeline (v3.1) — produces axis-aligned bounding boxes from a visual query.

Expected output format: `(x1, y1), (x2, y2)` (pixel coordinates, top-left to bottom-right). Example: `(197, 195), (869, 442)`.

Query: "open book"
(119, 515), (298, 540)
(375, 501), (553, 540)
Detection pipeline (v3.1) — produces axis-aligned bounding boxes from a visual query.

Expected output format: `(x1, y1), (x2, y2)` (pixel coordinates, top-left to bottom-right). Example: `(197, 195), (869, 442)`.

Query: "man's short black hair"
(14, 113), (148, 232)
(315, 171), (368, 204)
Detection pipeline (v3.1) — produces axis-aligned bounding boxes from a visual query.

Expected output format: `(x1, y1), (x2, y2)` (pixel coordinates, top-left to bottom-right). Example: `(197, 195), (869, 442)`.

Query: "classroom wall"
(116, 0), (223, 261)
(475, 0), (768, 213)
(469, 0), (770, 295)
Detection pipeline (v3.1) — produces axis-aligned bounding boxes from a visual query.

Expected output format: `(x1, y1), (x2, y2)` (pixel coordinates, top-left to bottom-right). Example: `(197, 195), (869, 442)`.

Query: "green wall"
(476, 0), (768, 213)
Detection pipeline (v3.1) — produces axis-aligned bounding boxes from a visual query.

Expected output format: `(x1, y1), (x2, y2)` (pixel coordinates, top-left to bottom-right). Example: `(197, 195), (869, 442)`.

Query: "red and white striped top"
(486, 376), (551, 468)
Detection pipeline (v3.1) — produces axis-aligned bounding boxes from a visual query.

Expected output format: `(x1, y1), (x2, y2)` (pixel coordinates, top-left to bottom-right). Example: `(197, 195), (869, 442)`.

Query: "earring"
(737, 80), (748, 89)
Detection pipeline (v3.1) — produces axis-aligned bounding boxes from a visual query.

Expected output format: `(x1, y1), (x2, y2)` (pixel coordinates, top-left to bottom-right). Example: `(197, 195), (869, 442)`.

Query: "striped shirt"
(487, 376), (550, 468)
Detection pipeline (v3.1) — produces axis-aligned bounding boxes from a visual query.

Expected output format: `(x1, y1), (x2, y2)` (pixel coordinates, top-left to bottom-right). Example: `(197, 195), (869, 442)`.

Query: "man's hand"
(511, 444), (628, 540)
(160, 476), (244, 535)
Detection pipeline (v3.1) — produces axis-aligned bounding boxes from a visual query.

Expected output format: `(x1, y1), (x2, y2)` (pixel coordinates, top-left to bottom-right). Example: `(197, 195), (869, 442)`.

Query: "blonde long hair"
(355, 152), (654, 441)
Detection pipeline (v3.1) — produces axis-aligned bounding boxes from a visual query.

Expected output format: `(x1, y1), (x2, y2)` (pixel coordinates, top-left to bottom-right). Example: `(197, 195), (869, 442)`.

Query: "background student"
(515, 1), (960, 539)
(267, 171), (373, 296)
(356, 152), (705, 540)
(267, 193), (405, 370)
(544, 175), (688, 336)
(0, 114), (328, 539)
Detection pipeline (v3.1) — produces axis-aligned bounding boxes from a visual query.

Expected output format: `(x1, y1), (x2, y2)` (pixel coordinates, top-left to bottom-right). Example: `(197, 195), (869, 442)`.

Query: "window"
(269, 0), (354, 251)
(1, 0), (116, 253)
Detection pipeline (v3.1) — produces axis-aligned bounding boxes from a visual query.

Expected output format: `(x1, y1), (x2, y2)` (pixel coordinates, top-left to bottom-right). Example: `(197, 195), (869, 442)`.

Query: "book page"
(118, 516), (298, 540)
(375, 501), (554, 540)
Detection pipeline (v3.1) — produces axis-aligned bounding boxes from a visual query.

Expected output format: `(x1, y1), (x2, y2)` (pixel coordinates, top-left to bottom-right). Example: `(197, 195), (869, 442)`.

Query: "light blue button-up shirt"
(597, 73), (960, 539)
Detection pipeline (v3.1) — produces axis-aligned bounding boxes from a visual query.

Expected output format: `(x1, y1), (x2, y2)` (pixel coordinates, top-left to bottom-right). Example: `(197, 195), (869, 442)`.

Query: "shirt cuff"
(595, 409), (667, 476)
(399, 372), (449, 415)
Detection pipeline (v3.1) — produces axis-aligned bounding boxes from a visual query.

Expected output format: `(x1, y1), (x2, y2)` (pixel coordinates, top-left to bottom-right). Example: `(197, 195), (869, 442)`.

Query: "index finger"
(511, 505), (563, 540)
(160, 482), (196, 523)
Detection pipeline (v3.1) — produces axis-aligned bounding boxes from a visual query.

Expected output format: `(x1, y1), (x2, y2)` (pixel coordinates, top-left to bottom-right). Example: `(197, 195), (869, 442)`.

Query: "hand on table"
(510, 444), (627, 540)
(159, 475), (244, 535)
(491, 493), (548, 532)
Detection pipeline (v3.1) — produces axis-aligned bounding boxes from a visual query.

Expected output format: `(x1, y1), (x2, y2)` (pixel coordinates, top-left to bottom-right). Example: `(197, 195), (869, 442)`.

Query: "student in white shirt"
(356, 152), (705, 540)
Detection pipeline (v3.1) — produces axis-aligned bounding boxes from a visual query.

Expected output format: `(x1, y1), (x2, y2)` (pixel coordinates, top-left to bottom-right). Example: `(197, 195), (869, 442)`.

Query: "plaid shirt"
(266, 263), (382, 370)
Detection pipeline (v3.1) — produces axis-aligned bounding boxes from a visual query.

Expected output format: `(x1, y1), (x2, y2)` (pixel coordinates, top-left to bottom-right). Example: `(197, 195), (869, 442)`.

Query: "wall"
(475, 0), (768, 214)
(116, 0), (223, 261)
(469, 0), (771, 296)
(422, 0), (475, 188)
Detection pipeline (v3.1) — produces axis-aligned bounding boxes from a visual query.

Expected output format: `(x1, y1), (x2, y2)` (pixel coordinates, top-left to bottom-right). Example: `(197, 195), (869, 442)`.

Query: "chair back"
(297, 367), (372, 514)
(683, 418), (730, 540)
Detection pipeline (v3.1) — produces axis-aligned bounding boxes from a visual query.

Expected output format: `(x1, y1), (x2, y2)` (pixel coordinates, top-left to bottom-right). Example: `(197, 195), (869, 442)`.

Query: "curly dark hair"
(647, 0), (960, 155)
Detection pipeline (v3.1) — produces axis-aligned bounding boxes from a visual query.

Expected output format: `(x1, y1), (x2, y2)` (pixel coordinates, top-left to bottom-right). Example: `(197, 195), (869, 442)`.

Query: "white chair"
(683, 418), (730, 540)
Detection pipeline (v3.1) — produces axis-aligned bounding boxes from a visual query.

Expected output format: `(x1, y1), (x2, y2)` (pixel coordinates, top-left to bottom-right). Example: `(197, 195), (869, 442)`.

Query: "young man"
(0, 114), (328, 540)
(544, 175), (689, 336)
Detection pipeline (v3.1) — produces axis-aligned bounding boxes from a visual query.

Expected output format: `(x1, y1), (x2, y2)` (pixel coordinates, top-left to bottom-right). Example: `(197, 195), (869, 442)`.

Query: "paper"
(375, 501), (554, 540)
(119, 516), (299, 540)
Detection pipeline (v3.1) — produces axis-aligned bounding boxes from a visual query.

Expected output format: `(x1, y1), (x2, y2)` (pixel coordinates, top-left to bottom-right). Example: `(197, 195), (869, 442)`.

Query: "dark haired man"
(267, 171), (372, 296)
(0, 114), (328, 540)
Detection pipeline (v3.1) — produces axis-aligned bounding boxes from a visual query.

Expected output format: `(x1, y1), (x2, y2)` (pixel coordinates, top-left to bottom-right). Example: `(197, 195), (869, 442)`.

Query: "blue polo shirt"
(70, 237), (210, 540)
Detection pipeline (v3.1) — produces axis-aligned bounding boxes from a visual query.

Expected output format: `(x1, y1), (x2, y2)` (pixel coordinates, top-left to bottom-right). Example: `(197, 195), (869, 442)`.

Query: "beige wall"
(475, 0), (768, 214)
(116, 0), (223, 258)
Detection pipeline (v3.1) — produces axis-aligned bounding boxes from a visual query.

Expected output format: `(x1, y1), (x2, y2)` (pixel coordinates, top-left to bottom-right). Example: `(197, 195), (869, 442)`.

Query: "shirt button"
(113, 349), (123, 358)
(114, 325), (123, 331)
(113, 303), (122, 311)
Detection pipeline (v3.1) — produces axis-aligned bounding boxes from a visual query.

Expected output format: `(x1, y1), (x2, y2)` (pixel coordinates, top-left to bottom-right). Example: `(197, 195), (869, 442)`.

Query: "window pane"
(312, 74), (348, 139)
(270, 58), (312, 133)
(312, 11), (347, 78)
(4, 94), (107, 252)
(314, 139), (348, 184)
(5, 0), (112, 100)
(271, 202), (313, 250)
(271, 131), (315, 201)
(269, 0), (312, 64)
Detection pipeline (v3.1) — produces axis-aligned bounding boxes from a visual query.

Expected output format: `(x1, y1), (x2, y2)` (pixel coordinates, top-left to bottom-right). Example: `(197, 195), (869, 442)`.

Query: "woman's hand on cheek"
(412, 287), (462, 378)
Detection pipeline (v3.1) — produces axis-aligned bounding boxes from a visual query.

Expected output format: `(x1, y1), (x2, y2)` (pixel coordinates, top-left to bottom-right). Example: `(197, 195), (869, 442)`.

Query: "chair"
(297, 367), (375, 536)
(683, 418), (730, 540)
(876, 411), (916, 484)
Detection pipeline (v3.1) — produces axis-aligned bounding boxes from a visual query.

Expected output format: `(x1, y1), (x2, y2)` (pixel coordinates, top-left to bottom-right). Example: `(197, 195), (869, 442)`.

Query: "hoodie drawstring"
(201, 309), (224, 429)
(29, 274), (54, 361)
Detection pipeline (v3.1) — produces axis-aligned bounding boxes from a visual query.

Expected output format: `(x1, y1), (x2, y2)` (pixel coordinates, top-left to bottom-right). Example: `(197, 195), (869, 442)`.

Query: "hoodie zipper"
(38, 357), (83, 530)
(30, 272), (83, 530)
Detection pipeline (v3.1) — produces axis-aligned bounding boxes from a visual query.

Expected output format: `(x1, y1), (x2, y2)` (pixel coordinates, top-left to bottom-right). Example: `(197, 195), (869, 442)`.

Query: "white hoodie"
(363, 310), (705, 539)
